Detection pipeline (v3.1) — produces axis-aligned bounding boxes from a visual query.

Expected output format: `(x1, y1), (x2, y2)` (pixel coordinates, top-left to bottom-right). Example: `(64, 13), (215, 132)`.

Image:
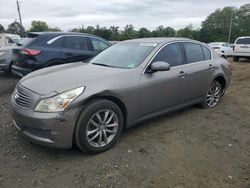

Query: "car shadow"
(0, 70), (20, 79)
(232, 57), (250, 63)
(0, 71), (19, 96)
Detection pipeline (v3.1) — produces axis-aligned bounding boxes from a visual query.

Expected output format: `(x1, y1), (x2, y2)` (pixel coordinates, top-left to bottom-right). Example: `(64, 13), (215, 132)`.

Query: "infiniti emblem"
(14, 93), (19, 100)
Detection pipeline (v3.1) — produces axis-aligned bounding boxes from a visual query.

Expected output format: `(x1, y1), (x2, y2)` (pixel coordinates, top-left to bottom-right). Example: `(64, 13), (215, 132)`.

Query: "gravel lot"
(0, 58), (249, 188)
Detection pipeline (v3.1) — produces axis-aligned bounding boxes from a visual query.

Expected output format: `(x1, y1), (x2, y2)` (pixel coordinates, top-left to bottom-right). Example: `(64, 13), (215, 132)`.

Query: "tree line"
(0, 3), (249, 43)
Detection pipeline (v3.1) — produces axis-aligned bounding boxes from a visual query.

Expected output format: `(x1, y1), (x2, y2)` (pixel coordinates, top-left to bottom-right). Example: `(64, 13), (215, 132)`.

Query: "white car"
(233, 36), (250, 62)
(208, 42), (233, 58)
(0, 33), (21, 48)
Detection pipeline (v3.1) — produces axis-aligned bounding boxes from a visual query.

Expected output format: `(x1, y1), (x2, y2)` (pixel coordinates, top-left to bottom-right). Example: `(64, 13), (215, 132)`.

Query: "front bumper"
(11, 65), (32, 78)
(11, 95), (81, 149)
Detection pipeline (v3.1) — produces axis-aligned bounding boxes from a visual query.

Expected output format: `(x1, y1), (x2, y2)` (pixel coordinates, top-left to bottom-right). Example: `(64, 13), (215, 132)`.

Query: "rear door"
(60, 36), (96, 62)
(181, 42), (214, 101)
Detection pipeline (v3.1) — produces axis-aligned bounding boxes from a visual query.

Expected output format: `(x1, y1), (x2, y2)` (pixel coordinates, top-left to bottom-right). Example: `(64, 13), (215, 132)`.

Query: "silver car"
(11, 38), (231, 154)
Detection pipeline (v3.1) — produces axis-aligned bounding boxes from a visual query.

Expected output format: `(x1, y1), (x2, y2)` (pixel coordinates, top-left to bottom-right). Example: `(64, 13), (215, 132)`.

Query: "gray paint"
(11, 38), (231, 149)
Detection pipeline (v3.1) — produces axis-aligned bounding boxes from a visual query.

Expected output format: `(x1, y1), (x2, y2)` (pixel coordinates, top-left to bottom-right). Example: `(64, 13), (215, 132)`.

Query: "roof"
(122, 37), (191, 44)
(27, 32), (96, 37)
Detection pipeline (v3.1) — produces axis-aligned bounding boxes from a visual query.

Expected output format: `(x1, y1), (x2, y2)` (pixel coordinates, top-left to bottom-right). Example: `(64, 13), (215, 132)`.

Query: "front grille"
(14, 87), (34, 108)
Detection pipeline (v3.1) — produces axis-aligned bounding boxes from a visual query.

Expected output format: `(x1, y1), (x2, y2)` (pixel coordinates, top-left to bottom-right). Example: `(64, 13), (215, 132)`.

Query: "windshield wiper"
(92, 63), (113, 67)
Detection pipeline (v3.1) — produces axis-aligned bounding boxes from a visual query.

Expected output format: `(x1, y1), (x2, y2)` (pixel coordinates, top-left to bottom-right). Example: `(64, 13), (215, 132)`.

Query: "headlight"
(35, 87), (85, 112)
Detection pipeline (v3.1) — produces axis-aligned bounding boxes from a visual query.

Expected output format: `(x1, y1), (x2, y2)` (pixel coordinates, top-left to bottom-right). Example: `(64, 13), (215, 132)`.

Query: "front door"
(139, 42), (188, 117)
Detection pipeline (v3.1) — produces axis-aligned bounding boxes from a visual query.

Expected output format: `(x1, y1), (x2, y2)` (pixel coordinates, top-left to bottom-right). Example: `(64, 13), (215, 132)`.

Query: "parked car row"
(11, 37), (232, 154)
(208, 42), (233, 58)
(0, 32), (111, 77)
(208, 36), (250, 61)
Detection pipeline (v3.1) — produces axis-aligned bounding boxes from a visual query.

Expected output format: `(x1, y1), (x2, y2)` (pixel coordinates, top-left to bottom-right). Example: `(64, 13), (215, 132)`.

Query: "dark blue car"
(12, 32), (111, 77)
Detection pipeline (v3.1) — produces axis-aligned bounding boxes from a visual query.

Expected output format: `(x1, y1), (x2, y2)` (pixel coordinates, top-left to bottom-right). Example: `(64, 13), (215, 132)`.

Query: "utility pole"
(228, 14), (233, 44)
(16, 0), (23, 27)
(16, 0), (25, 37)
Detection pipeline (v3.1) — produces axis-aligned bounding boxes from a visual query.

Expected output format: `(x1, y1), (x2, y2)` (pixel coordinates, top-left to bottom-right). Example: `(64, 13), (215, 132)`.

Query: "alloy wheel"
(86, 109), (119, 147)
(206, 82), (221, 108)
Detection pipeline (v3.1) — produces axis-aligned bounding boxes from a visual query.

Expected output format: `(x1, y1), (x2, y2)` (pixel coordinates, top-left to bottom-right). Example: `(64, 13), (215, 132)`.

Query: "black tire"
(74, 99), (124, 154)
(9, 61), (13, 74)
(2, 62), (13, 74)
(200, 80), (222, 109)
(233, 56), (239, 62)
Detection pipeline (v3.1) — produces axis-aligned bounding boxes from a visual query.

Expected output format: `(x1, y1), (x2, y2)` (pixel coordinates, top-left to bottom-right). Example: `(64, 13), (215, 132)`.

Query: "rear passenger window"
(90, 38), (109, 52)
(62, 36), (89, 50)
(152, 43), (183, 67)
(202, 46), (211, 60)
(236, 38), (250, 44)
(50, 37), (63, 47)
(183, 43), (204, 64)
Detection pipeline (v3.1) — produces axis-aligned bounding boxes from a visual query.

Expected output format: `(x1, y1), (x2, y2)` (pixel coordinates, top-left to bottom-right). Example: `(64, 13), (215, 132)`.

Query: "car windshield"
(90, 42), (156, 69)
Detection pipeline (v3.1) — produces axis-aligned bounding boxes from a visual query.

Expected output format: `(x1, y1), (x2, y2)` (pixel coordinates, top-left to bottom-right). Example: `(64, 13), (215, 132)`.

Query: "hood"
(20, 62), (126, 95)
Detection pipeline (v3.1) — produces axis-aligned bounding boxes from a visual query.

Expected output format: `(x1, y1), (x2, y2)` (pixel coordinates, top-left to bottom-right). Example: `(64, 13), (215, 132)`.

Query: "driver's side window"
(152, 43), (183, 67)
(90, 38), (109, 52)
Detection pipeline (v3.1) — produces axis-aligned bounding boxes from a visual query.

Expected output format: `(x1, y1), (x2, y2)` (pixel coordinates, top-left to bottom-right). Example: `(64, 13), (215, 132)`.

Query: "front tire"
(201, 81), (222, 108)
(74, 99), (124, 154)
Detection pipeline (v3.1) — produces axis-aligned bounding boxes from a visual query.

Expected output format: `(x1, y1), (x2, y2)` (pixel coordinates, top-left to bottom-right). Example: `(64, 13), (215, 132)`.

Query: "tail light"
(20, 48), (42, 56)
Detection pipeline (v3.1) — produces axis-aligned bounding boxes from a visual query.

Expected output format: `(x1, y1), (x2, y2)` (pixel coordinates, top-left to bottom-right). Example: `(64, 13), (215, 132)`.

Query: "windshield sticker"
(139, 43), (158, 47)
(128, 64), (136, 68)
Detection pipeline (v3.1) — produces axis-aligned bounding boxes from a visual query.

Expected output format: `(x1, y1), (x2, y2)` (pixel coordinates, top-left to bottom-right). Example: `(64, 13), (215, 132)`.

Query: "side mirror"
(150, 61), (170, 72)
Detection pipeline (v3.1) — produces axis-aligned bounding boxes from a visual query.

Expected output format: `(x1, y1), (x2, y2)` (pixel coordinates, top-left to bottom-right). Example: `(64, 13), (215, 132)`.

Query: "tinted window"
(62, 36), (89, 50)
(90, 38), (109, 51)
(152, 43), (183, 67)
(184, 43), (204, 64)
(202, 46), (211, 60)
(50, 37), (63, 47)
(236, 38), (250, 44)
(8, 38), (14, 44)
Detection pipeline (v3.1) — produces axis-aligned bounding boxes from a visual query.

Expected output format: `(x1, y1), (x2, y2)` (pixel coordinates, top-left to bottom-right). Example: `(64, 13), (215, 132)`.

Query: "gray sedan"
(11, 38), (231, 154)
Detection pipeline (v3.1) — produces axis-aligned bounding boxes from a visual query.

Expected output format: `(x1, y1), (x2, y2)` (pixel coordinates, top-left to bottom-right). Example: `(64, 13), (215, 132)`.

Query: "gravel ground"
(0, 58), (249, 188)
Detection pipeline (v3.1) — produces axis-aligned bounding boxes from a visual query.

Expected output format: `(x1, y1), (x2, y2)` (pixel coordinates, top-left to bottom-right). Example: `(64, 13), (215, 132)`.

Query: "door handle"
(179, 71), (187, 78)
(208, 64), (215, 70)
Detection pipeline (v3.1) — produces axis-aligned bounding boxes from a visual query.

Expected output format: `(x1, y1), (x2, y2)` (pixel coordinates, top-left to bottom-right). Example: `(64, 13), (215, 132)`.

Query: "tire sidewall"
(201, 81), (222, 109)
(74, 99), (124, 154)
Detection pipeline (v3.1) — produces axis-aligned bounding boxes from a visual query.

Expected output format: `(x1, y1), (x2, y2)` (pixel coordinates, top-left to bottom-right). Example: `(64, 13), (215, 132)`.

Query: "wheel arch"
(214, 75), (226, 95)
(79, 94), (128, 129)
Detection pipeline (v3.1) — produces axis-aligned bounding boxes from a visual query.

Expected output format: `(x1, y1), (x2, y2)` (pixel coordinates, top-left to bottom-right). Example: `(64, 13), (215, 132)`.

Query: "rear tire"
(74, 99), (124, 154)
(9, 61), (13, 74)
(200, 81), (222, 109)
(233, 56), (239, 62)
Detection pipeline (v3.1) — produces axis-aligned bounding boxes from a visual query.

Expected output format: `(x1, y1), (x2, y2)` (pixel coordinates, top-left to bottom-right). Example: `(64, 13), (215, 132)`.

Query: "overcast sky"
(0, 0), (249, 31)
